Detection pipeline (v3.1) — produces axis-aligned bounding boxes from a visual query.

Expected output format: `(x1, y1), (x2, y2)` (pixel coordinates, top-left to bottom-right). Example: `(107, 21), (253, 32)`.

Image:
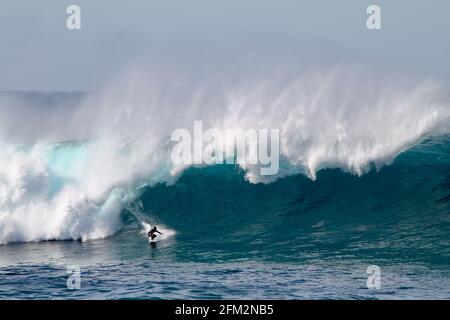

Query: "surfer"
(148, 226), (163, 241)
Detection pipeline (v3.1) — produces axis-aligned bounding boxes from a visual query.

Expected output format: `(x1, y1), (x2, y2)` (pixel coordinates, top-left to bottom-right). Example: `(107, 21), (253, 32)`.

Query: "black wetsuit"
(148, 227), (162, 240)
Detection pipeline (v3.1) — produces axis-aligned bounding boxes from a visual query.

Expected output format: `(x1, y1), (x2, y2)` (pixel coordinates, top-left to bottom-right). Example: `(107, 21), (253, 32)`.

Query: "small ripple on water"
(1, 260), (449, 299)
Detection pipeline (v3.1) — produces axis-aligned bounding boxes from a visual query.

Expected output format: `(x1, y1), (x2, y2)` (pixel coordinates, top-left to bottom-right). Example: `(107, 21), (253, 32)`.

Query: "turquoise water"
(0, 137), (449, 299)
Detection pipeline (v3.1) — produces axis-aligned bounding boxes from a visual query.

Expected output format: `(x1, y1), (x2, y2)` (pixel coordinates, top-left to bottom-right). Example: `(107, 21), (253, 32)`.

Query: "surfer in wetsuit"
(148, 226), (163, 241)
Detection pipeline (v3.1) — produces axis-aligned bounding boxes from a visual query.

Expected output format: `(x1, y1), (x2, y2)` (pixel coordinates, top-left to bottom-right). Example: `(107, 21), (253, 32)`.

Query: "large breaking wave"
(0, 66), (449, 245)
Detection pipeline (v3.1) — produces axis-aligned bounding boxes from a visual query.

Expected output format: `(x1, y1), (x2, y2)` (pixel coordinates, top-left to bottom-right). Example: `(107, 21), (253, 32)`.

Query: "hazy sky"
(0, 0), (449, 91)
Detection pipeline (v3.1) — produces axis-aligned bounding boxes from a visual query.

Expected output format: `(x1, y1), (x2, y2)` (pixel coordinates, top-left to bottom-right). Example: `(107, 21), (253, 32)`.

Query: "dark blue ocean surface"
(0, 137), (449, 299)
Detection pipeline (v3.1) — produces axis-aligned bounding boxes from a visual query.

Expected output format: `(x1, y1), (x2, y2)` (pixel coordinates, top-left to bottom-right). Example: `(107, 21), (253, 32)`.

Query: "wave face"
(0, 67), (449, 248)
(136, 137), (450, 264)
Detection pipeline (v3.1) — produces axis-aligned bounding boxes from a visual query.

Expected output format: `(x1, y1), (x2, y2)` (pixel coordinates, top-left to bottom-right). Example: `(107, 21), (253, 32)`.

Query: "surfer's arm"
(156, 230), (163, 234)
